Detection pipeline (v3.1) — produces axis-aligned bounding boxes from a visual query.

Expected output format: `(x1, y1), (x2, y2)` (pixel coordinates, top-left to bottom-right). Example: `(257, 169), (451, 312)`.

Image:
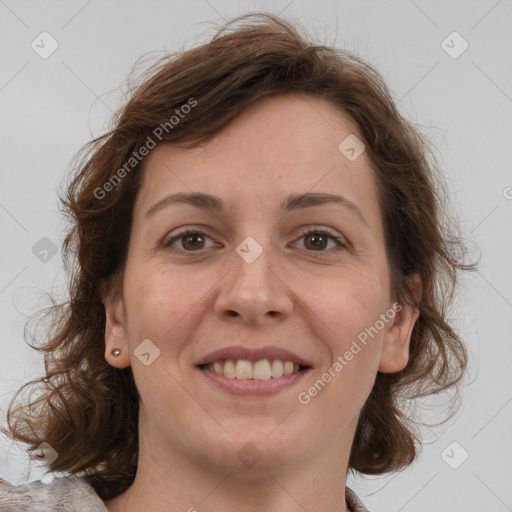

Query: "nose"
(214, 239), (293, 325)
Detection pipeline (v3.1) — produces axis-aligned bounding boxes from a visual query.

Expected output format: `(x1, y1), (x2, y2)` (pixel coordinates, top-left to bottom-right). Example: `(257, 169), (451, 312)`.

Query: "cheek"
(122, 264), (206, 405)
(303, 266), (389, 344)
(122, 263), (205, 351)
(135, 259), (198, 305)
(298, 264), (390, 410)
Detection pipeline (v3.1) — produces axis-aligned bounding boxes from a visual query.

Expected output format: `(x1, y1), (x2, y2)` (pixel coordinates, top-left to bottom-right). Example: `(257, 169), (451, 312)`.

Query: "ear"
(378, 274), (421, 373)
(101, 287), (131, 369)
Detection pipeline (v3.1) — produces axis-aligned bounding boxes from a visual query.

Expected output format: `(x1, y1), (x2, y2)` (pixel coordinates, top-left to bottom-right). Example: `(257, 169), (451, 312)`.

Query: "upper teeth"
(206, 359), (301, 380)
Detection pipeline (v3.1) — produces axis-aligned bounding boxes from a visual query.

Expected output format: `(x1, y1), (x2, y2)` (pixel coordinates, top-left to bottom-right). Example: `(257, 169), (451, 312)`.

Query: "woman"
(0, 14), (471, 512)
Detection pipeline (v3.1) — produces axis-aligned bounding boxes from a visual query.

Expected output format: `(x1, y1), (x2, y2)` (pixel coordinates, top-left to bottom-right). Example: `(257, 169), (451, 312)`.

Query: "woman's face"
(104, 93), (417, 473)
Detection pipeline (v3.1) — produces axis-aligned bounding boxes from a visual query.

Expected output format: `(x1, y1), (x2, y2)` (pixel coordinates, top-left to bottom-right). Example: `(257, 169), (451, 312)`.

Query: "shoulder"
(346, 486), (372, 512)
(0, 475), (108, 512)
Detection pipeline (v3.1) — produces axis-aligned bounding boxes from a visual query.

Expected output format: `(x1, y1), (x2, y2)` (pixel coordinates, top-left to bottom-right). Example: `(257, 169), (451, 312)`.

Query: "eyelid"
(293, 225), (343, 239)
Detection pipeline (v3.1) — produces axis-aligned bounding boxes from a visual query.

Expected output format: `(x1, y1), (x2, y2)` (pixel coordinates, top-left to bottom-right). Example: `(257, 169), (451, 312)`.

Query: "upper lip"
(195, 345), (313, 367)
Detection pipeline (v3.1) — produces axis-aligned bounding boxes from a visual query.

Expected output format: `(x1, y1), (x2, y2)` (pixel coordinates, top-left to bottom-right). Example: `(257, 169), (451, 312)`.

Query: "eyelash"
(161, 227), (347, 255)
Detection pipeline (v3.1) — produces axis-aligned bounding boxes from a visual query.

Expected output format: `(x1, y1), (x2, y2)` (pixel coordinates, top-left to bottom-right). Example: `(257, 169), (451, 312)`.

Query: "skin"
(102, 93), (420, 512)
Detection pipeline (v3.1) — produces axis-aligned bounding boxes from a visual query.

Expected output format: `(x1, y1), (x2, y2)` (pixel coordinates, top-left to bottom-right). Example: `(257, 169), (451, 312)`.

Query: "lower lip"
(197, 367), (311, 396)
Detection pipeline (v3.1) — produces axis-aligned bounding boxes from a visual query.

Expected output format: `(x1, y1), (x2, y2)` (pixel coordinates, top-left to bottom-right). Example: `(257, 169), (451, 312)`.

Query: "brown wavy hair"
(4, 13), (474, 500)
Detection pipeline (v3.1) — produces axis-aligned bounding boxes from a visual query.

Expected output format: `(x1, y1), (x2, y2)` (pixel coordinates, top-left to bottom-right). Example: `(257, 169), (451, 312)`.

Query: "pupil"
(184, 234), (203, 250)
(307, 234), (326, 250)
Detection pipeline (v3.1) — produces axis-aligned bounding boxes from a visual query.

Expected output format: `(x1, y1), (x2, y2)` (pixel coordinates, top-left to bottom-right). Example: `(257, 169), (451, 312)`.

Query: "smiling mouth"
(198, 358), (310, 381)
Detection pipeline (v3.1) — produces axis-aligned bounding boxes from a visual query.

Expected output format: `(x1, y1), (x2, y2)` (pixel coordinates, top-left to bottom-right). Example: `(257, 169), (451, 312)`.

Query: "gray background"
(0, 1), (511, 511)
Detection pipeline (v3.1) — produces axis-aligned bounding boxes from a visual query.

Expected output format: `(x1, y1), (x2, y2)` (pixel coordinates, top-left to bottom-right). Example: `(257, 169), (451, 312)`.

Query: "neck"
(104, 414), (356, 512)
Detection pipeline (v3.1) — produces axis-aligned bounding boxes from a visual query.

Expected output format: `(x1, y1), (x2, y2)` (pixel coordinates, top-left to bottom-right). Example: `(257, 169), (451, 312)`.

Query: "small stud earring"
(111, 348), (121, 357)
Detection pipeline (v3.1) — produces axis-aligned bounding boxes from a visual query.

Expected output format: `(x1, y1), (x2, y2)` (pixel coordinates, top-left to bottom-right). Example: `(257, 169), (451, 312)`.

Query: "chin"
(189, 419), (309, 472)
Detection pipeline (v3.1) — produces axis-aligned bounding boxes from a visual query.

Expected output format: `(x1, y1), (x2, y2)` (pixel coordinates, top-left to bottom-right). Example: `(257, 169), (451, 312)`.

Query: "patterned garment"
(0, 475), (107, 511)
(0, 475), (370, 511)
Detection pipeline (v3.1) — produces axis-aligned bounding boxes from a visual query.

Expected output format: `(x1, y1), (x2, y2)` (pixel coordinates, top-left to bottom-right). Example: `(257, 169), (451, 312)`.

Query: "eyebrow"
(145, 191), (368, 225)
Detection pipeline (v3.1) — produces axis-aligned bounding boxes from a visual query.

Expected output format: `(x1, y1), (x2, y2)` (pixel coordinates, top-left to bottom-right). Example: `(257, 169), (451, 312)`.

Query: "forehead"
(134, 93), (381, 227)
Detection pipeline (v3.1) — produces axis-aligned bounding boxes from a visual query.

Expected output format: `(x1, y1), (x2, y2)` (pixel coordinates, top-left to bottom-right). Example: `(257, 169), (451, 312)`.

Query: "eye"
(292, 228), (346, 253)
(162, 227), (347, 254)
(162, 229), (217, 252)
